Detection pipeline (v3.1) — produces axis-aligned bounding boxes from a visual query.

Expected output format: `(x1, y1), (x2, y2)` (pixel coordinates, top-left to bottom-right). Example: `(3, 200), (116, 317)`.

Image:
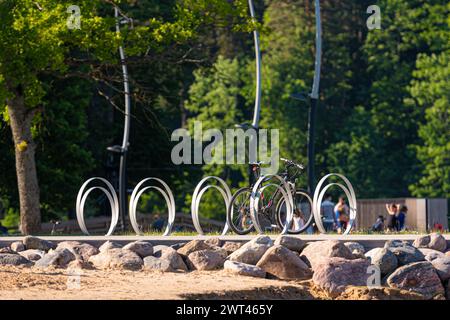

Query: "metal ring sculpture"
(129, 178), (176, 236)
(76, 177), (119, 236)
(313, 174), (357, 235)
(191, 177), (232, 236)
(250, 175), (294, 235)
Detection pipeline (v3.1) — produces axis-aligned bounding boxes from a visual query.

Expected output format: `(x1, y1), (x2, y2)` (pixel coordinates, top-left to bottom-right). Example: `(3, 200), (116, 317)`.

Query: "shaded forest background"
(0, 0), (448, 228)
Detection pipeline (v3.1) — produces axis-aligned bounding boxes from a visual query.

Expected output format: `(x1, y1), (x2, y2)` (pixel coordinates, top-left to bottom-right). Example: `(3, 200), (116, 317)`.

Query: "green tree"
(408, 52), (450, 197)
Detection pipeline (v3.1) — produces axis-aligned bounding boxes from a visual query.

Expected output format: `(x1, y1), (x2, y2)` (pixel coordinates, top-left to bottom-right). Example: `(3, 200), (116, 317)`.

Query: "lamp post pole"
(107, 7), (131, 231)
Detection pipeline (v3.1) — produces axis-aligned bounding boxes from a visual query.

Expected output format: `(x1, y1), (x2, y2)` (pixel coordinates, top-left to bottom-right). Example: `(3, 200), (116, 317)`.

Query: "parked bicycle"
(227, 158), (314, 235)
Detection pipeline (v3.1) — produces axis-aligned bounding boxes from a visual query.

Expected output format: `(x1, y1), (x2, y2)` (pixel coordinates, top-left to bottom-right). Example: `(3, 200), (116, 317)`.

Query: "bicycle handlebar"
(280, 158), (305, 170)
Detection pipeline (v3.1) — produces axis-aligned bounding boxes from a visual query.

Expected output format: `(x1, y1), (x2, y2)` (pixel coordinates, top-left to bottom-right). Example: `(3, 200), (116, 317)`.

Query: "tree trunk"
(6, 94), (41, 234)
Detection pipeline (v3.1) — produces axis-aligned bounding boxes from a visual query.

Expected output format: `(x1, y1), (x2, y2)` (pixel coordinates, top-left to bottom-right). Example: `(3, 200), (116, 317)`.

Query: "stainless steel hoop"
(129, 178), (176, 236)
(276, 190), (314, 233)
(191, 176), (232, 236)
(250, 175), (294, 234)
(313, 174), (357, 235)
(76, 177), (119, 236)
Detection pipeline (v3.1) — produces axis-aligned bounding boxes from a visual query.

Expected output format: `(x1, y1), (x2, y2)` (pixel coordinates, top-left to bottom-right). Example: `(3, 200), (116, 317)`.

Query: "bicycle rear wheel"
(227, 187), (254, 235)
(275, 189), (314, 234)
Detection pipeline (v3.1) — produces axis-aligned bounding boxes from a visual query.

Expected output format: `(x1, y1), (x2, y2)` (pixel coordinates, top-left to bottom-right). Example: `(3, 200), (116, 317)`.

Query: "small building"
(356, 198), (448, 232)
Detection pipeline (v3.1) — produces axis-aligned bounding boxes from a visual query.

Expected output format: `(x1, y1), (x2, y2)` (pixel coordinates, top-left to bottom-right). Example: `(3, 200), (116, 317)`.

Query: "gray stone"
(222, 241), (242, 255)
(312, 257), (371, 297)
(35, 248), (76, 268)
(224, 260), (266, 278)
(98, 241), (122, 253)
(300, 240), (354, 269)
(23, 236), (56, 251)
(56, 241), (99, 262)
(143, 256), (173, 272)
(153, 245), (172, 257)
(388, 245), (425, 266)
(170, 243), (186, 250)
(385, 240), (410, 248)
(88, 248), (143, 271)
(431, 257), (450, 282)
(228, 236), (273, 265)
(10, 241), (25, 252)
(387, 261), (445, 299)
(210, 246), (228, 259)
(344, 242), (366, 258)
(274, 235), (306, 252)
(177, 240), (212, 257)
(153, 246), (188, 271)
(413, 233), (448, 253)
(256, 245), (312, 280)
(365, 247), (398, 276)
(0, 253), (32, 266)
(418, 248), (445, 262)
(19, 249), (45, 261)
(123, 241), (153, 258)
(187, 250), (225, 271)
(205, 237), (223, 247)
(0, 247), (15, 254)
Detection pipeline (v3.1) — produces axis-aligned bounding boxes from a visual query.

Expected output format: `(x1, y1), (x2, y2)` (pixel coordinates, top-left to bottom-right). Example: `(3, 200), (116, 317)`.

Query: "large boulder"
(300, 240), (354, 269)
(256, 245), (312, 280)
(430, 257), (450, 282)
(387, 261), (445, 299)
(154, 246), (188, 271)
(56, 241), (99, 262)
(413, 233), (447, 253)
(223, 260), (266, 278)
(88, 248), (143, 271)
(274, 235), (306, 253)
(0, 253), (32, 266)
(344, 242), (366, 259)
(34, 248), (76, 268)
(312, 257), (371, 298)
(365, 247), (398, 276)
(387, 243), (425, 266)
(122, 241), (153, 258)
(23, 236), (56, 251)
(143, 256), (173, 272)
(177, 240), (212, 257)
(10, 241), (25, 252)
(222, 242), (242, 255)
(98, 241), (122, 253)
(228, 236), (273, 265)
(418, 248), (445, 262)
(187, 250), (225, 271)
(19, 249), (45, 261)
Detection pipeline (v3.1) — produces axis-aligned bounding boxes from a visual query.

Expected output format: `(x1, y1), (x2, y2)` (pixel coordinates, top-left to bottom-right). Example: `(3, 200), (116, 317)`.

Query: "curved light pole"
(249, 0), (262, 130)
(107, 7), (132, 231)
(292, 0), (322, 194)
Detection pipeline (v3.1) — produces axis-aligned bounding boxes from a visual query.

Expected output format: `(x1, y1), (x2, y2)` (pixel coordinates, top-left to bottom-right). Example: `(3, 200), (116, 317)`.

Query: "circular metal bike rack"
(313, 174), (357, 235)
(191, 177), (232, 236)
(250, 175), (294, 235)
(76, 177), (119, 236)
(129, 178), (176, 236)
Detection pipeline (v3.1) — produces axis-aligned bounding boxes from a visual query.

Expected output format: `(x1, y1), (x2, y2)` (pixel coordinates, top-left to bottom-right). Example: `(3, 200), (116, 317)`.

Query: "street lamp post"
(292, 0), (322, 194)
(107, 7), (132, 231)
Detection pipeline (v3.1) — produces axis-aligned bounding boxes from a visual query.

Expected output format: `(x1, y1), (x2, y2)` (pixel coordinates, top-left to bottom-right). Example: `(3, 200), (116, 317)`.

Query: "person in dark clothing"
(371, 215), (385, 232)
(385, 203), (398, 232)
(396, 205), (407, 231)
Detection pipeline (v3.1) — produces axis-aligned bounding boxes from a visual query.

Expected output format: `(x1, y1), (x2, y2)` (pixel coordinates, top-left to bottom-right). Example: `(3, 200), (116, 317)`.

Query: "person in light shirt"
(320, 194), (335, 232)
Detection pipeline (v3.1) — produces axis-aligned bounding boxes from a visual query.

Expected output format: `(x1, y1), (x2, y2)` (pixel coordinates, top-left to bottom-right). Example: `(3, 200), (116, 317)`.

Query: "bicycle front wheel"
(275, 189), (314, 234)
(227, 187), (254, 235)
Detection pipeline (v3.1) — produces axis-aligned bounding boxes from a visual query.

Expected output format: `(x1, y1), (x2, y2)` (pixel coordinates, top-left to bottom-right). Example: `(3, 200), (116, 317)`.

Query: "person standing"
(334, 196), (350, 234)
(321, 194), (335, 232)
(385, 203), (398, 232)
